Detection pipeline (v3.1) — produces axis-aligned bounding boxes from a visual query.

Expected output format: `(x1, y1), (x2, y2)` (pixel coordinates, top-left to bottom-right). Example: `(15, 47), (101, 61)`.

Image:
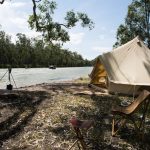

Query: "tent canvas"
(90, 37), (150, 95)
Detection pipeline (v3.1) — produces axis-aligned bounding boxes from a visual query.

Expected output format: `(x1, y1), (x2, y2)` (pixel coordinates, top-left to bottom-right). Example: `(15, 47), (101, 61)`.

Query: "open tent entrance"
(89, 58), (107, 88)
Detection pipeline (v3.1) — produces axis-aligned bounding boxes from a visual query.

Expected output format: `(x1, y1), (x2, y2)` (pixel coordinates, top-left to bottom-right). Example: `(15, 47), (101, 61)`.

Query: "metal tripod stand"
(0, 68), (18, 90)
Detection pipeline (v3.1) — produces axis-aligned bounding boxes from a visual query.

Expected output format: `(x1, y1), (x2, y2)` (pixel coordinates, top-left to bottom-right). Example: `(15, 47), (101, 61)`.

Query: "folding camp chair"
(68, 117), (94, 150)
(111, 90), (150, 138)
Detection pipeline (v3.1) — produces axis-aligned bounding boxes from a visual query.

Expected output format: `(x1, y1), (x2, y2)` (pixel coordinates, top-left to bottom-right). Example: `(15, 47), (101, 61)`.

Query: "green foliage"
(0, 0), (93, 68)
(28, 0), (94, 44)
(114, 0), (150, 48)
(0, 29), (91, 68)
(65, 10), (78, 27)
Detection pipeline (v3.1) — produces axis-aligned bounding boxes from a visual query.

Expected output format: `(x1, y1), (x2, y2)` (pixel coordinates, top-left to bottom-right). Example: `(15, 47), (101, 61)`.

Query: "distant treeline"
(0, 30), (92, 68)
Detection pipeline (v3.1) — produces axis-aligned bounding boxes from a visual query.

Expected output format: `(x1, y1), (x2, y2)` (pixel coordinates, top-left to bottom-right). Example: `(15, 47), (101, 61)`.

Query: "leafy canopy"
(114, 0), (150, 48)
(0, 0), (94, 44)
(0, 28), (92, 68)
(28, 0), (94, 44)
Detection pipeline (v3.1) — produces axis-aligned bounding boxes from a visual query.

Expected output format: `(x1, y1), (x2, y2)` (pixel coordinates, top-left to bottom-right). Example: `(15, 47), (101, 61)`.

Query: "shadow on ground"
(1, 83), (150, 150)
(0, 90), (49, 147)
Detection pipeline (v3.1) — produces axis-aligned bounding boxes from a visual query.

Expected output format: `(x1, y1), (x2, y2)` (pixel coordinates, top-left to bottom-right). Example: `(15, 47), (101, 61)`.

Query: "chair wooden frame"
(68, 119), (93, 150)
(111, 90), (150, 138)
(68, 127), (87, 150)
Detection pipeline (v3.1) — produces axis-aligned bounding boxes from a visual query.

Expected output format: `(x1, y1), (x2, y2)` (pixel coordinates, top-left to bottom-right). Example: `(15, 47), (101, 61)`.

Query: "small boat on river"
(49, 65), (56, 69)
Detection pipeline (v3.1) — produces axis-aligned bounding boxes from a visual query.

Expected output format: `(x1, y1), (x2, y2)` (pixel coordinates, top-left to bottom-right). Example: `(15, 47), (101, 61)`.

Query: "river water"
(0, 67), (92, 89)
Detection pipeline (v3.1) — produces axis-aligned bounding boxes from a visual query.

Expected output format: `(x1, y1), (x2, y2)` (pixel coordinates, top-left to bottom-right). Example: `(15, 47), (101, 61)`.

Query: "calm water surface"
(0, 67), (92, 88)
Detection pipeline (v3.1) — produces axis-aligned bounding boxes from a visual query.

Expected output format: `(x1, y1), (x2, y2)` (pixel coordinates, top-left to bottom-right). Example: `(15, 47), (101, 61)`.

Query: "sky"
(0, 0), (132, 60)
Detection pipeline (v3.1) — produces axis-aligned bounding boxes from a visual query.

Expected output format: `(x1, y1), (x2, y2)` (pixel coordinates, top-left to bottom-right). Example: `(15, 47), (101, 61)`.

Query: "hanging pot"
(7, 84), (13, 90)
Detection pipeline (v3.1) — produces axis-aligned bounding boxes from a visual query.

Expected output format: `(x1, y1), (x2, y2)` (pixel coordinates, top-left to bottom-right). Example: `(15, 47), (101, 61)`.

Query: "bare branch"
(0, 0), (5, 4)
(32, 0), (48, 31)
(35, 0), (41, 2)
(57, 23), (70, 29)
(32, 0), (39, 30)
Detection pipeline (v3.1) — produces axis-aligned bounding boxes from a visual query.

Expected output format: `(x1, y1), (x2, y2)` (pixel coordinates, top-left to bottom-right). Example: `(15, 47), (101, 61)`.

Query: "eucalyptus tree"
(28, 0), (94, 44)
(16, 33), (32, 66)
(0, 30), (14, 66)
(0, 0), (93, 68)
(0, 0), (94, 44)
(114, 0), (150, 48)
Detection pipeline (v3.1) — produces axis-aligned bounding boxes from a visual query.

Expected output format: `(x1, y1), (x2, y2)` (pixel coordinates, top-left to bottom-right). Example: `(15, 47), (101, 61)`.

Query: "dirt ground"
(0, 81), (150, 150)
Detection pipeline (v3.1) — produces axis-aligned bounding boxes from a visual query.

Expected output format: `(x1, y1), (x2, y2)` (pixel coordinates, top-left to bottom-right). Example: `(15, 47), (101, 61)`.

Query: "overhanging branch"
(32, 0), (70, 31)
(32, 0), (39, 30)
(35, 0), (41, 2)
(32, 0), (48, 31)
(57, 23), (70, 29)
(0, 0), (5, 4)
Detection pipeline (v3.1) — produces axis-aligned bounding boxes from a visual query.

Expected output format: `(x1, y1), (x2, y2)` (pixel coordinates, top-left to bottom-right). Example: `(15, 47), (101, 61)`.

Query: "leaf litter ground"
(0, 80), (150, 150)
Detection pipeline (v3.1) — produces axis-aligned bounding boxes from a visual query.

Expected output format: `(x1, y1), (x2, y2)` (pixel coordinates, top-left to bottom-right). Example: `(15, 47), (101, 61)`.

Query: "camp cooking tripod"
(0, 68), (18, 90)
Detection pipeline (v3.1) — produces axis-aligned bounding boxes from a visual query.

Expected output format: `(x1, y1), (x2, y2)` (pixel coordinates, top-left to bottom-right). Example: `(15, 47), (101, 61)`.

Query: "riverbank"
(0, 79), (150, 149)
